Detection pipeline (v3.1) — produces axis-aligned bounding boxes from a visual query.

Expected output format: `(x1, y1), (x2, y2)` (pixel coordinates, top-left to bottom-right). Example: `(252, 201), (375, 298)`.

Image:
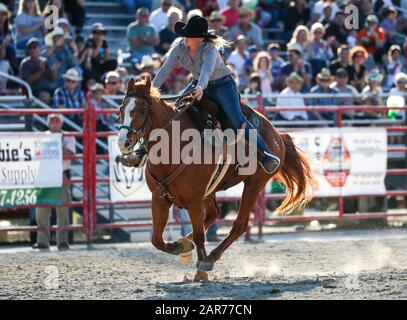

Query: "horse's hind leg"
(200, 179), (268, 271)
(151, 194), (194, 256)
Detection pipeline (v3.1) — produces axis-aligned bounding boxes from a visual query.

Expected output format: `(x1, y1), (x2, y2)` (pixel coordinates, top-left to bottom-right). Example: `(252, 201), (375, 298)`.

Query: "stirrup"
(259, 155), (280, 175)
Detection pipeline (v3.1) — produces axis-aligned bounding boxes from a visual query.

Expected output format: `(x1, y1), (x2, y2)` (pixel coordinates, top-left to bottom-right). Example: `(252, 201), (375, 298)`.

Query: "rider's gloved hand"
(193, 86), (203, 101)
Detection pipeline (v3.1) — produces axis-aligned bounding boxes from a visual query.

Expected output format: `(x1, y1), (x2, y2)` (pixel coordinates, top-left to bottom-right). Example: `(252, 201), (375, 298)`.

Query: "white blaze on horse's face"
(117, 97), (137, 154)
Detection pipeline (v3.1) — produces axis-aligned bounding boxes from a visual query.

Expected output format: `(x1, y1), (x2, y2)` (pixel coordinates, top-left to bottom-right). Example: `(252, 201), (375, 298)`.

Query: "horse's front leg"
(151, 194), (194, 255)
(187, 201), (210, 281)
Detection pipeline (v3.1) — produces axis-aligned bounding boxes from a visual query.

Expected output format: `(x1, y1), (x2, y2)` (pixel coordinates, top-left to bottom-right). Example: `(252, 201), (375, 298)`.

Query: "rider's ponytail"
(204, 35), (232, 50)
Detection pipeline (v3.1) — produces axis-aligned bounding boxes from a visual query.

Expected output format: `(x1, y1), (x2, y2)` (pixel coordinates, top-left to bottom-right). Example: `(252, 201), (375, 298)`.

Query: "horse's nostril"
(124, 139), (132, 149)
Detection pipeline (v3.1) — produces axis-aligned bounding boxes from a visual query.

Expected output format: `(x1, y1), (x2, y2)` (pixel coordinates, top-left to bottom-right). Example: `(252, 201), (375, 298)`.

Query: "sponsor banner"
(288, 127), (387, 197)
(109, 136), (151, 202)
(109, 136), (244, 202)
(0, 132), (63, 206)
(109, 127), (387, 202)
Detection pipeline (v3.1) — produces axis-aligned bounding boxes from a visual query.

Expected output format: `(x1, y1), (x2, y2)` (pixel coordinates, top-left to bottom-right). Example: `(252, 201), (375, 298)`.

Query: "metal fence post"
(84, 92), (97, 244)
(82, 100), (90, 242)
(254, 92), (266, 239)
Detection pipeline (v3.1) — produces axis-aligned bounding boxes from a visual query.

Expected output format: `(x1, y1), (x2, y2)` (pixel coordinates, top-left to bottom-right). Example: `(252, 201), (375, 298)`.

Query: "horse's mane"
(131, 75), (179, 113)
(149, 86), (161, 99)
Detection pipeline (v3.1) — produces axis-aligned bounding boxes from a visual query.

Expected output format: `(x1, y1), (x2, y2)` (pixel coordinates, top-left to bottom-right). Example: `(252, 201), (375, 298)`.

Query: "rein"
(159, 85), (196, 102)
(118, 88), (196, 149)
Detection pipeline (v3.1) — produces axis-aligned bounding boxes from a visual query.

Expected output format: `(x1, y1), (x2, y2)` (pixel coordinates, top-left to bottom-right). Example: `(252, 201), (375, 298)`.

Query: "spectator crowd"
(0, 0), (406, 124)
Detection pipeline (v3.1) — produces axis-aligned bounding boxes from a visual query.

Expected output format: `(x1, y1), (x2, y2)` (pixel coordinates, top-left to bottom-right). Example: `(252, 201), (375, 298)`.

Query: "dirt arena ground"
(1, 229), (407, 300)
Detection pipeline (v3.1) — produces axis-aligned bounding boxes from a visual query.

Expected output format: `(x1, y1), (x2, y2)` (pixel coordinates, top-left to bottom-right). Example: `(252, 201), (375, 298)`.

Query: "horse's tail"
(274, 133), (314, 215)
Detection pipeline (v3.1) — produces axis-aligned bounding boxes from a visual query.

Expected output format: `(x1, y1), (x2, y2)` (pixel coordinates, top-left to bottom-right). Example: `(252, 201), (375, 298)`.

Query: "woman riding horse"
(131, 15), (281, 174)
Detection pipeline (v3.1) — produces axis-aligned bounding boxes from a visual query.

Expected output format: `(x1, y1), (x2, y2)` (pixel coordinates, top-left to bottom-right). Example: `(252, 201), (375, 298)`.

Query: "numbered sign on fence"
(0, 132), (63, 207)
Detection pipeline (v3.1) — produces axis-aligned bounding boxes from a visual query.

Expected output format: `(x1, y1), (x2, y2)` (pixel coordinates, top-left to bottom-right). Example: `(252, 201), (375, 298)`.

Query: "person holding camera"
(85, 22), (117, 81)
(357, 14), (386, 63)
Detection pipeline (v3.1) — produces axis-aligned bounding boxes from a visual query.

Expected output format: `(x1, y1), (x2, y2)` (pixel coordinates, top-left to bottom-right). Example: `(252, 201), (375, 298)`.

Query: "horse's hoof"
(179, 251), (193, 264)
(193, 270), (209, 282)
(197, 261), (214, 272)
(178, 237), (195, 254)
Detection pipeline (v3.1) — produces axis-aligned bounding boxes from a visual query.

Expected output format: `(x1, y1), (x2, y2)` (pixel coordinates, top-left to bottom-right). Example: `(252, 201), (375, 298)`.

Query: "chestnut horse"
(117, 76), (313, 281)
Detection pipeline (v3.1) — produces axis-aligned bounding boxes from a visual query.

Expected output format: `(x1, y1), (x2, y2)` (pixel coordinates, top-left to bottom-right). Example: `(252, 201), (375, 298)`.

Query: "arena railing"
(94, 92), (407, 239)
(0, 107), (88, 238)
(255, 96), (407, 238)
(0, 71), (32, 99)
(1, 89), (407, 243)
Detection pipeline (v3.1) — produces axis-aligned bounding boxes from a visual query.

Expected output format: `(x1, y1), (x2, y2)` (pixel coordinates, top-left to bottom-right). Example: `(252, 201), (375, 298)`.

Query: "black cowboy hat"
(174, 15), (217, 39)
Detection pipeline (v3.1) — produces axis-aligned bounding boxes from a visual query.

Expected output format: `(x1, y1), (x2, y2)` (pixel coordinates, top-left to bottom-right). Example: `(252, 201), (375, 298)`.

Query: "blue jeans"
(202, 75), (274, 160)
(179, 208), (192, 237)
(206, 223), (218, 239)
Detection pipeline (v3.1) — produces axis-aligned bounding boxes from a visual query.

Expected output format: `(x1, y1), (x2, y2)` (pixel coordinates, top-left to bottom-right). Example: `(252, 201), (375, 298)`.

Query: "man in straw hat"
(208, 10), (228, 39)
(53, 68), (85, 125)
(229, 7), (263, 48)
(275, 72), (309, 122)
(33, 113), (76, 251)
(309, 68), (338, 120)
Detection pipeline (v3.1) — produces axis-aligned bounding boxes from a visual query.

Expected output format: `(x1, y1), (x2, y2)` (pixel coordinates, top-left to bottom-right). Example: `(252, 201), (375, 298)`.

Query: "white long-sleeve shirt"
(149, 8), (169, 32)
(276, 87), (308, 121)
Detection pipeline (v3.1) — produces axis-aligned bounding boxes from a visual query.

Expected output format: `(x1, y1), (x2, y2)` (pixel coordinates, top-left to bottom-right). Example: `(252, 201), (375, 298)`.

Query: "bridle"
(118, 92), (153, 144)
(117, 88), (196, 150)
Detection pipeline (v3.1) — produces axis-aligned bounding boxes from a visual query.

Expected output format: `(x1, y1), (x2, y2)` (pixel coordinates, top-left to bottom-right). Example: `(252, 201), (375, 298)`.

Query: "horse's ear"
(126, 78), (135, 95)
(144, 74), (151, 90)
